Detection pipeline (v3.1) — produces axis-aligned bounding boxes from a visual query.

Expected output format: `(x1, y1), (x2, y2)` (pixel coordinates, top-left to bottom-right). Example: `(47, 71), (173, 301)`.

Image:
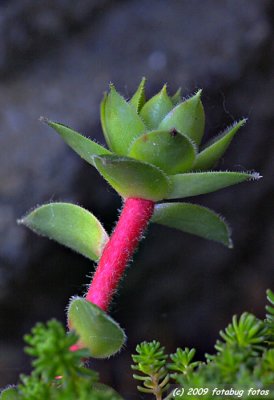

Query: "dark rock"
(0, 0), (273, 395)
(0, 0), (109, 75)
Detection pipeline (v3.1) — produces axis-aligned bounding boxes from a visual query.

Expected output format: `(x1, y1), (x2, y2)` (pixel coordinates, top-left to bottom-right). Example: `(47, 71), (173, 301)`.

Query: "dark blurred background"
(0, 0), (273, 397)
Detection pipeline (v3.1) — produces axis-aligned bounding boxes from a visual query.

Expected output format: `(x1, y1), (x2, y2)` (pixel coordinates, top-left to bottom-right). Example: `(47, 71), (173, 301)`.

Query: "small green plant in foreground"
(1, 79), (270, 398)
(1, 291), (274, 399)
(132, 291), (274, 399)
(0, 320), (122, 400)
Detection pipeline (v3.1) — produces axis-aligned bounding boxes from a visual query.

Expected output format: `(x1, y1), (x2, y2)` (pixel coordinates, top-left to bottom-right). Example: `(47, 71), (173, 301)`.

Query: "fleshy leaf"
(103, 84), (146, 155)
(92, 384), (124, 400)
(166, 171), (261, 199)
(194, 119), (247, 170)
(159, 90), (205, 145)
(100, 92), (108, 145)
(68, 297), (126, 358)
(171, 88), (182, 105)
(152, 202), (232, 247)
(140, 84), (173, 129)
(128, 129), (196, 174)
(130, 77), (146, 113)
(0, 388), (19, 400)
(43, 119), (111, 167)
(19, 203), (109, 261)
(93, 155), (170, 201)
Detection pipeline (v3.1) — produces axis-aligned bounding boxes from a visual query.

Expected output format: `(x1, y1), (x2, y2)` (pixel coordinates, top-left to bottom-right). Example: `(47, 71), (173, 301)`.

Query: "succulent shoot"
(19, 78), (261, 358)
(131, 341), (169, 398)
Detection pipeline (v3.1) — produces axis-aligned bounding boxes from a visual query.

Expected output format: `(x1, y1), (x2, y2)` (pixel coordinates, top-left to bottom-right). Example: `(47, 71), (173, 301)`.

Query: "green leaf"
(218, 313), (266, 351)
(267, 289), (274, 306)
(103, 84), (146, 155)
(130, 77), (146, 113)
(68, 297), (126, 358)
(128, 129), (196, 174)
(93, 155), (170, 201)
(18, 203), (109, 261)
(159, 90), (205, 145)
(100, 92), (108, 146)
(92, 384), (124, 400)
(140, 84), (173, 129)
(171, 87), (182, 105)
(266, 289), (274, 326)
(152, 202), (232, 247)
(167, 171), (261, 199)
(194, 119), (247, 170)
(0, 388), (19, 400)
(43, 119), (111, 167)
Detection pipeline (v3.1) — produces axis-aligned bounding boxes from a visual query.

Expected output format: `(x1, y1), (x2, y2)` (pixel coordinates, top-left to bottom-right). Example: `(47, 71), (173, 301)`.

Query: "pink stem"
(85, 197), (155, 311)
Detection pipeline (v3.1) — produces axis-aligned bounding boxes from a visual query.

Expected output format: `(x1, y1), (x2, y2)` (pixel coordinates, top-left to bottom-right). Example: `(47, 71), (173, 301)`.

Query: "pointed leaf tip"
(171, 87), (182, 105)
(131, 77), (146, 112)
(195, 88), (202, 97)
(39, 115), (48, 124)
(159, 89), (205, 145)
(20, 203), (109, 261)
(250, 172), (262, 180)
(167, 171), (258, 200)
(44, 120), (111, 167)
(103, 84), (146, 154)
(194, 119), (247, 171)
(140, 84), (173, 129)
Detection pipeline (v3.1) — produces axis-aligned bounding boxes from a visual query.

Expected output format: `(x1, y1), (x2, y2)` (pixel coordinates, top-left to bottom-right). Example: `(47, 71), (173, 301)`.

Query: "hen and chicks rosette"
(46, 78), (260, 249)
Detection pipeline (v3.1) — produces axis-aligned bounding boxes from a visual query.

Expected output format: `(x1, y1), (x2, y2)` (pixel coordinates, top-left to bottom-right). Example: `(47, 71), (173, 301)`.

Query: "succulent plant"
(19, 78), (261, 358)
(38, 79), (258, 206)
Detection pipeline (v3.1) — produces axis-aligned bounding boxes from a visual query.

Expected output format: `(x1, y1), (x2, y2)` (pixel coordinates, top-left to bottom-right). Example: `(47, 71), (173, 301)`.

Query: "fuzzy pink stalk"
(85, 197), (155, 311)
